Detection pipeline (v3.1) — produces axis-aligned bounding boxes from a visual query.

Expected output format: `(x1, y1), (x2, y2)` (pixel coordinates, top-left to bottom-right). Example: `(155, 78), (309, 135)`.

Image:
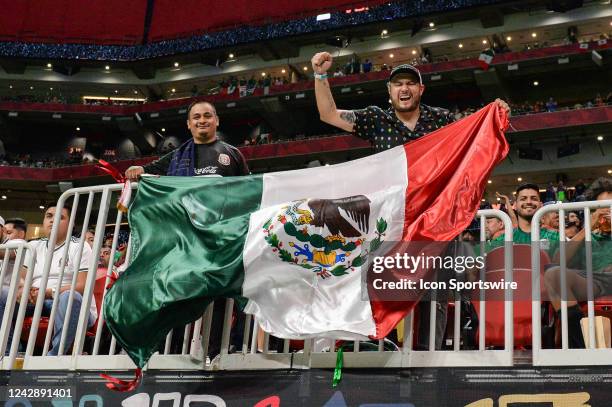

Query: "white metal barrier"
(531, 199), (612, 366)
(0, 240), (36, 369)
(1, 183), (517, 371)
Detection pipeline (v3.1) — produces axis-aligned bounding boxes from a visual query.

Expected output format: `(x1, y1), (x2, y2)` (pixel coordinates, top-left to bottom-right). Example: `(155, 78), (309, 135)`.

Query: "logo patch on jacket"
(218, 154), (230, 166)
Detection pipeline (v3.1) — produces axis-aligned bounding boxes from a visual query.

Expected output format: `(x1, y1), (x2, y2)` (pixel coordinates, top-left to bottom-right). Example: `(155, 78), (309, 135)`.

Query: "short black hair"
(186, 100), (216, 119)
(515, 182), (540, 196)
(44, 201), (72, 217)
(5, 218), (27, 233)
(585, 177), (612, 201)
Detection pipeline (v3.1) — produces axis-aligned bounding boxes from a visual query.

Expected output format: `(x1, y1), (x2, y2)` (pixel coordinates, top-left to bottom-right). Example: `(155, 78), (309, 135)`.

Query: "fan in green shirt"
(486, 183), (560, 257)
(488, 226), (560, 257)
(543, 177), (612, 348)
(567, 232), (612, 273)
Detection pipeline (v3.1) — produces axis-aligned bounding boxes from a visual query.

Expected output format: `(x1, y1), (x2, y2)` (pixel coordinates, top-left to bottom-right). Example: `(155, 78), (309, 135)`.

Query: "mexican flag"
(104, 103), (509, 368)
(478, 49), (495, 70)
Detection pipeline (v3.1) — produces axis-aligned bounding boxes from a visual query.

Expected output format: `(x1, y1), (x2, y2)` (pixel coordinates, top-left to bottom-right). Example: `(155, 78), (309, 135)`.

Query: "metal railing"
(1, 184), (518, 371)
(0, 241), (36, 369)
(531, 199), (612, 366)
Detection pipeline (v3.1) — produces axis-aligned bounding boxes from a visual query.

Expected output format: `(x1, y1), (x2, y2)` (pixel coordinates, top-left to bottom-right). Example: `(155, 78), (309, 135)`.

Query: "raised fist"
(311, 52), (333, 75)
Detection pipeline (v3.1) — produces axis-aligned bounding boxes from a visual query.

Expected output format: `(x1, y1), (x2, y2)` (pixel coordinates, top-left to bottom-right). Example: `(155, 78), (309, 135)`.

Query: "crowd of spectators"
(0, 149), (137, 168)
(0, 90), (609, 169)
(213, 75), (290, 97)
(0, 93), (145, 106)
(509, 93), (612, 115)
(502, 179), (586, 207)
(82, 98), (145, 106)
(469, 178), (595, 243)
(0, 153), (79, 168)
(1, 34), (608, 108)
(0, 0), (506, 61)
(448, 93), (610, 121)
(0, 92), (68, 104)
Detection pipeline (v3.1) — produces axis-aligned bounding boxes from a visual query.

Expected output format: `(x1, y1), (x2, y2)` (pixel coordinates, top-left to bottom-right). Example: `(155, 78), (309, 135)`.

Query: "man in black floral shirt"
(311, 51), (510, 348)
(311, 51), (509, 153)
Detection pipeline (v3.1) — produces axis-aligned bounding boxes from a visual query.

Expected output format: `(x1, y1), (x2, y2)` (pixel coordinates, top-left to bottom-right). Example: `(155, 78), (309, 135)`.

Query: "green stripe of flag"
(104, 175), (263, 368)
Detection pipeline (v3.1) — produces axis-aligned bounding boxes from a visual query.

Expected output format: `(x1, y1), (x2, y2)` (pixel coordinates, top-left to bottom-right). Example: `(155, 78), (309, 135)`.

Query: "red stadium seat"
(471, 244), (552, 348)
(20, 270), (117, 353)
(87, 269), (119, 336)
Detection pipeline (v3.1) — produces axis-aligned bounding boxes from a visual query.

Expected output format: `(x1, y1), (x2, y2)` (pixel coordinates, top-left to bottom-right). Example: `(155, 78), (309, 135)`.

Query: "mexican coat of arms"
(263, 195), (388, 279)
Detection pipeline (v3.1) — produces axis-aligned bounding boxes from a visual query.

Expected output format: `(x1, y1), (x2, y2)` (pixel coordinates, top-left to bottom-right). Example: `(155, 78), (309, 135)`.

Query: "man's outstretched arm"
(312, 52), (356, 133)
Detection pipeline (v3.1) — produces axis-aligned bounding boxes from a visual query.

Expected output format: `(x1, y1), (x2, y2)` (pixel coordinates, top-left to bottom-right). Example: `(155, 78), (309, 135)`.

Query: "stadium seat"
(20, 271), (117, 353)
(87, 269), (119, 336)
(471, 244), (552, 349)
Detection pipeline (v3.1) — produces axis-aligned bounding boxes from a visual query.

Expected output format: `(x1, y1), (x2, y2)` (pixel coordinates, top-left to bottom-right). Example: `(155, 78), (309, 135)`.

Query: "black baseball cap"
(388, 64), (422, 84)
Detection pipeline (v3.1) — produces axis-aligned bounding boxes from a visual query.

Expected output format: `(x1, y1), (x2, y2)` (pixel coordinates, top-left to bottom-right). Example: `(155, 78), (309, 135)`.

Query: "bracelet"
(314, 73), (328, 80)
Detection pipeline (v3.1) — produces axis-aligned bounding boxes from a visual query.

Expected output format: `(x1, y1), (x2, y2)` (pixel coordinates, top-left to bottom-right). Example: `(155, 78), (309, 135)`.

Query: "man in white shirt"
(0, 205), (97, 356)
(0, 218), (28, 288)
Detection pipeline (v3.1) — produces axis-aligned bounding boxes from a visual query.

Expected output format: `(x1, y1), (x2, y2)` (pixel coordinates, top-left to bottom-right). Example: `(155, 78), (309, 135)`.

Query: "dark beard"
(518, 213), (534, 222)
(391, 100), (419, 112)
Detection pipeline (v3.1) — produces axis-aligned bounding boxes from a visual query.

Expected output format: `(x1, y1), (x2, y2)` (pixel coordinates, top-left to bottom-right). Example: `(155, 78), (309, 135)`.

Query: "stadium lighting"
(608, 169), (612, 174)
(9, 85), (12, 89)
(533, 81), (539, 86)
(381, 29), (388, 36)
(303, 66), (308, 71)
(261, 72), (266, 77)
(76, 127), (80, 131)
(506, 36), (512, 41)
(105, 65), (110, 70)
(429, 22), (435, 28)
(29, 86), (34, 90)
(597, 136), (604, 141)
(228, 53), (234, 59)
(481, 199), (486, 202)
(161, 128), (166, 132)
(488, 180), (492, 184)
(458, 43), (463, 48)
(171, 88), (176, 93)
(517, 177), (523, 182)
(1, 196), (6, 200)
(389, 53), (394, 58)
(134, 90), (138, 94)
(174, 62), (180, 67)
(316, 13), (331, 21)
(531, 32), (537, 38)
(46, 63), (52, 68)
(39, 205), (45, 210)
(411, 50), (417, 55)
(114, 90), (119, 94)
(281, 69), (286, 74)
(482, 39), (488, 44)
(84, 96), (145, 102)
(49, 87), (53, 91)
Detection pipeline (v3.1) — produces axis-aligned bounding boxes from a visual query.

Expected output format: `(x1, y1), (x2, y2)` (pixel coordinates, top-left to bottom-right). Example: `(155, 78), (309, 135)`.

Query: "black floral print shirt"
(352, 104), (455, 152)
